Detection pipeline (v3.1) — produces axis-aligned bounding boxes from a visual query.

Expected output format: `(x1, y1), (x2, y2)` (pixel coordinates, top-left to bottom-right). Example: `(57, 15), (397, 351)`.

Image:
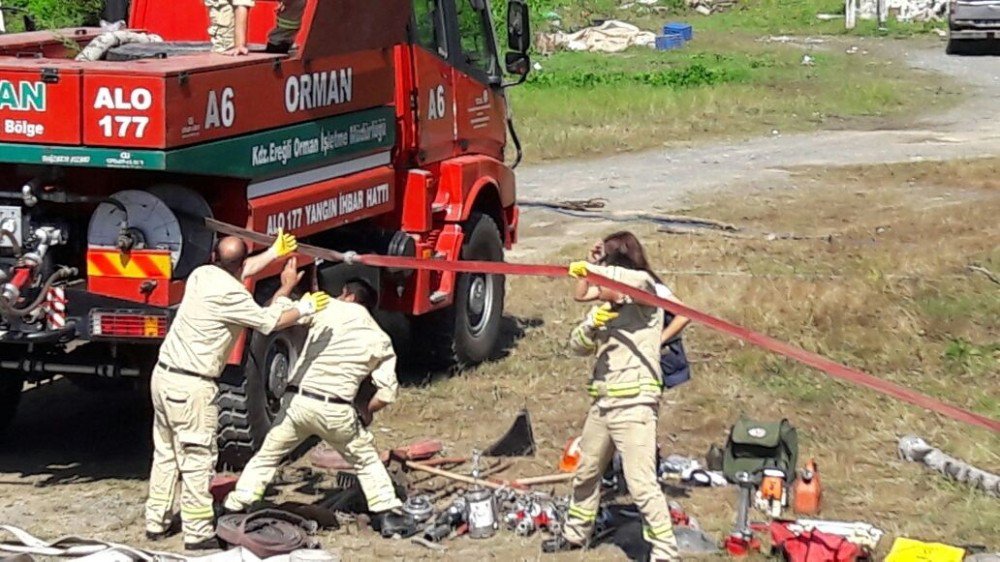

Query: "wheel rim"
(466, 273), (494, 337)
(264, 338), (292, 419)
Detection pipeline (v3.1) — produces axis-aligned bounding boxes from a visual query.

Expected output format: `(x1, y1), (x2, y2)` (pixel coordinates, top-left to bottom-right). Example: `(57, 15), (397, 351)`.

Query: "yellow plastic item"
(884, 537), (965, 562)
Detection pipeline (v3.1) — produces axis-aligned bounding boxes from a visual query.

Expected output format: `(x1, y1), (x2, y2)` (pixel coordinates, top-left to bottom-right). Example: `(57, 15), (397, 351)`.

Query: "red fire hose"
(205, 219), (1000, 433)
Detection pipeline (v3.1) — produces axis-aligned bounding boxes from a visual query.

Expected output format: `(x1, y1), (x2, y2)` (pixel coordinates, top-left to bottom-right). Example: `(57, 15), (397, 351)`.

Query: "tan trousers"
(204, 0), (236, 52)
(145, 368), (219, 544)
(563, 404), (679, 561)
(224, 395), (402, 513)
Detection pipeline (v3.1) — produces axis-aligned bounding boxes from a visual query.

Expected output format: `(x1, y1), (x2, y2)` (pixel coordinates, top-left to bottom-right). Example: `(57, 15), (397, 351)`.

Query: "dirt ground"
(1, 39), (999, 561)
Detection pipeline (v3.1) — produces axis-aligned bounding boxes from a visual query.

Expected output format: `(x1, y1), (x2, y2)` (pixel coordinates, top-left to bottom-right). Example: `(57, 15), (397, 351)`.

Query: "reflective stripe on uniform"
(181, 505), (215, 520)
(367, 492), (399, 512)
(643, 523), (675, 540)
(567, 504), (597, 522)
(573, 327), (596, 351)
(276, 16), (300, 30)
(233, 486), (266, 502)
(146, 492), (173, 504)
(587, 380), (662, 398)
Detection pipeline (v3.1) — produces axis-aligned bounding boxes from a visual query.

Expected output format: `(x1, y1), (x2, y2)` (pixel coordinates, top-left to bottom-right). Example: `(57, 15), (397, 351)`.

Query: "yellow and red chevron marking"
(86, 248), (173, 279)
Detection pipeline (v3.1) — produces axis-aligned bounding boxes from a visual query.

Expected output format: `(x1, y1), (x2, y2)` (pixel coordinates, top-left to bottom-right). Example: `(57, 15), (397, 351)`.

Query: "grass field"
(508, 0), (953, 162)
(365, 157), (1000, 560)
(513, 33), (951, 161)
(529, 0), (946, 36)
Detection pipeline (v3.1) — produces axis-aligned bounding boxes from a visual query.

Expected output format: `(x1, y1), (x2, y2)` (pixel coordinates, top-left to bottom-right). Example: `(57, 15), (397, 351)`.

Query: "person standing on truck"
(542, 231), (680, 561)
(100, 0), (130, 31)
(223, 279), (417, 537)
(145, 232), (331, 551)
(265, 0), (304, 53)
(205, 0), (254, 55)
(219, 0), (304, 56)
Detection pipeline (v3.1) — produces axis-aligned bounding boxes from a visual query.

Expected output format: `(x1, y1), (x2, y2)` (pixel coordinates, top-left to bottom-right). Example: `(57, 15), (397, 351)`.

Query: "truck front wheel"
(217, 327), (307, 470)
(0, 371), (25, 435)
(946, 37), (972, 55)
(415, 213), (505, 368)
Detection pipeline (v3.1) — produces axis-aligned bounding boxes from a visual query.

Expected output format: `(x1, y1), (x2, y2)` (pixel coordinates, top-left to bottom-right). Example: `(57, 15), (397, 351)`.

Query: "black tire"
(946, 36), (970, 55)
(0, 371), (25, 436)
(413, 213), (505, 368)
(217, 326), (308, 470)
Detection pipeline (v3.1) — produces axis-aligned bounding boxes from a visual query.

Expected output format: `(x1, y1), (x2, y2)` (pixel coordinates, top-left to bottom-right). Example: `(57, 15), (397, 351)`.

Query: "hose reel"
(87, 185), (215, 279)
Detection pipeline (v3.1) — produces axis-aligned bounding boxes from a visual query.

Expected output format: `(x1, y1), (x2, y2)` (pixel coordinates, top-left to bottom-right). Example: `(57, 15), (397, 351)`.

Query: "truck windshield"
(454, 0), (497, 78)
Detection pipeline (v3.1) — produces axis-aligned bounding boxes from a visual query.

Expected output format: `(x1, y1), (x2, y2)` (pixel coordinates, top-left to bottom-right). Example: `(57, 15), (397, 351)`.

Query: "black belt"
(288, 386), (352, 405)
(157, 361), (216, 382)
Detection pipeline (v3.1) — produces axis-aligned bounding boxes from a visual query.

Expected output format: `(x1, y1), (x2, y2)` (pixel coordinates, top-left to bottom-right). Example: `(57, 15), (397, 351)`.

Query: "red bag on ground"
(771, 521), (863, 562)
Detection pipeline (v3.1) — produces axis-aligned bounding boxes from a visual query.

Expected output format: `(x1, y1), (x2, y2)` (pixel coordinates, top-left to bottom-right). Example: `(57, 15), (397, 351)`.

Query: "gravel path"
(518, 38), (1000, 212)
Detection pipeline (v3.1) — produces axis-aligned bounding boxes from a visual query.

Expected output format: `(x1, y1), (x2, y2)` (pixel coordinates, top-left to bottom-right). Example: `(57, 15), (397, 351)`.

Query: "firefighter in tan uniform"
(204, 0), (255, 55)
(223, 280), (416, 535)
(145, 232), (331, 551)
(542, 235), (680, 562)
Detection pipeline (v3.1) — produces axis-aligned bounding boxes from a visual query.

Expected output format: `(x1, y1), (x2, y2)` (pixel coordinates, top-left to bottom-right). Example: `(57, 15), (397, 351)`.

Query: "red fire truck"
(0, 0), (530, 467)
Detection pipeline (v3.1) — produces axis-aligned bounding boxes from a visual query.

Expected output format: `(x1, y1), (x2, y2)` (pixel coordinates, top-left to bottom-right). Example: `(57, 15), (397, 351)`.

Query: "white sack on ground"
(539, 20), (656, 54)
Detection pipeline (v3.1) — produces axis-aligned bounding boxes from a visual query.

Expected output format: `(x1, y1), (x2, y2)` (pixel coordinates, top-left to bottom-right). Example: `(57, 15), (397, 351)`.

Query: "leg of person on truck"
(204, 0), (254, 55)
(266, 0), (305, 54)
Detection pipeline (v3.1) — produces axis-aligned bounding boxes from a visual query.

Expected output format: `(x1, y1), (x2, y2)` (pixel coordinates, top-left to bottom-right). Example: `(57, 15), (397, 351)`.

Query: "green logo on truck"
(0, 80), (45, 112)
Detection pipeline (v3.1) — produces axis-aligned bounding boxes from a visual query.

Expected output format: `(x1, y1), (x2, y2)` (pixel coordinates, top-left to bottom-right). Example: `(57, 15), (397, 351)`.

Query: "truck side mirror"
(505, 52), (529, 76)
(507, 0), (530, 53)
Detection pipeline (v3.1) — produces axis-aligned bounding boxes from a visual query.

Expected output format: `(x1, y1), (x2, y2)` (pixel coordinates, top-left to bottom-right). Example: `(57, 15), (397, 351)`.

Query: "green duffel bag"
(722, 418), (798, 483)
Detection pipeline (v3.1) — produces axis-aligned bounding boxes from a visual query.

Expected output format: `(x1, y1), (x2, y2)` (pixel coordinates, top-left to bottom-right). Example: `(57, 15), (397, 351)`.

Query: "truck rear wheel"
(217, 327), (307, 470)
(0, 371), (25, 435)
(415, 213), (505, 368)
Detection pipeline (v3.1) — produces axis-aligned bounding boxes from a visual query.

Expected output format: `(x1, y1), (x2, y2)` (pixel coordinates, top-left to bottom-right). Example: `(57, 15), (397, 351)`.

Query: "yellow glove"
(271, 228), (298, 258)
(295, 291), (331, 317)
(586, 303), (619, 329)
(569, 261), (590, 279)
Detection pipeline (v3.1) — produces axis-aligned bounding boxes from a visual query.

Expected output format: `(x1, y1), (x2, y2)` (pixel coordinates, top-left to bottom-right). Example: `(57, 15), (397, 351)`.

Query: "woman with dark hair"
(542, 231), (680, 561)
(575, 232), (692, 388)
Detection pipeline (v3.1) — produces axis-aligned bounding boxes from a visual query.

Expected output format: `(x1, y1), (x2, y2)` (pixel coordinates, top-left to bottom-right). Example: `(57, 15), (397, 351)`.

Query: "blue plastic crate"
(663, 22), (693, 41)
(655, 34), (684, 51)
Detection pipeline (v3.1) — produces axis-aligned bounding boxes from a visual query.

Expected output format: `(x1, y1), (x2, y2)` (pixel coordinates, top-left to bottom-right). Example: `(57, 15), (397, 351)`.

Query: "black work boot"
(370, 509), (418, 538)
(145, 530), (172, 542)
(145, 520), (180, 542)
(185, 537), (222, 551)
(542, 535), (585, 553)
(265, 41), (293, 54)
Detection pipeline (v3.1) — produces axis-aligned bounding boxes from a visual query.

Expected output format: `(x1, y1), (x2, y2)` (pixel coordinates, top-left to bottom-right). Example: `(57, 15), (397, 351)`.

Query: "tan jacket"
(158, 265), (284, 378)
(569, 264), (664, 408)
(291, 299), (398, 405)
